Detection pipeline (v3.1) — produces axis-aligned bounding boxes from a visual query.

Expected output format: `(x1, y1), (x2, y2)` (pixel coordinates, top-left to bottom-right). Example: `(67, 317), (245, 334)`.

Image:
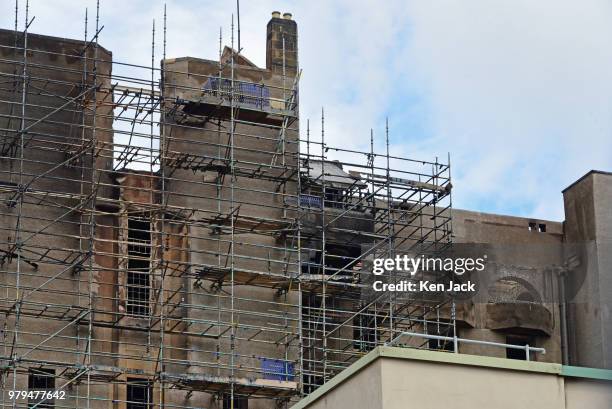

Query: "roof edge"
(0, 28), (112, 56)
(562, 170), (612, 193)
(291, 348), (381, 409)
(561, 365), (612, 381)
(292, 347), (612, 408)
(377, 346), (561, 375)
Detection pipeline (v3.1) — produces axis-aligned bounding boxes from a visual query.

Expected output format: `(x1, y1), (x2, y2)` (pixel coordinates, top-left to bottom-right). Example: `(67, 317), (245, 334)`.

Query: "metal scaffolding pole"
(0, 3), (453, 408)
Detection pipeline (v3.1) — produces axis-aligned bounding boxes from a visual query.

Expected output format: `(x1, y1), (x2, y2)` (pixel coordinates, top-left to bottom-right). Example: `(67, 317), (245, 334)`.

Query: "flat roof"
(292, 347), (612, 409)
(562, 170), (612, 193)
(0, 28), (112, 56)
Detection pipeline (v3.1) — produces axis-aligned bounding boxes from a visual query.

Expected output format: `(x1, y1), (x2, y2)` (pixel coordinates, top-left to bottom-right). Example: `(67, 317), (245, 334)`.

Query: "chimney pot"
(272, 11), (281, 18)
(283, 12), (292, 20)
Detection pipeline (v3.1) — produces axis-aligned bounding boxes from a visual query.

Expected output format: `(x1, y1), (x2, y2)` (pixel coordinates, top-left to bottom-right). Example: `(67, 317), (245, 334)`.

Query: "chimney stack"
(266, 11), (298, 77)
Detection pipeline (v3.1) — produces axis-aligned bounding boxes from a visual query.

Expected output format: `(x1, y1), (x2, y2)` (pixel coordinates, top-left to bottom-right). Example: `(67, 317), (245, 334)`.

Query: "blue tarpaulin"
(260, 358), (295, 381)
(300, 194), (322, 208)
(202, 78), (270, 109)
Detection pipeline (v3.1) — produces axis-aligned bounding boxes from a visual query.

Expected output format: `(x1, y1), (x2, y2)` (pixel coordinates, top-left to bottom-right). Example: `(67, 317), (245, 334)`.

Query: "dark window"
(427, 323), (455, 352)
(506, 335), (534, 360)
(324, 188), (344, 208)
(324, 245), (361, 278)
(28, 368), (55, 409)
(301, 292), (325, 394)
(127, 215), (151, 316)
(301, 249), (319, 275)
(302, 245), (361, 278)
(303, 374), (324, 395)
(538, 223), (546, 232)
(222, 394), (248, 409)
(353, 311), (378, 352)
(127, 378), (152, 409)
(528, 222), (537, 231)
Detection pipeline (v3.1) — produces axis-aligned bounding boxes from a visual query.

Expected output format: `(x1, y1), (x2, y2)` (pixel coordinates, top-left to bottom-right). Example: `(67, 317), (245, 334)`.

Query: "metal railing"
(386, 331), (546, 361)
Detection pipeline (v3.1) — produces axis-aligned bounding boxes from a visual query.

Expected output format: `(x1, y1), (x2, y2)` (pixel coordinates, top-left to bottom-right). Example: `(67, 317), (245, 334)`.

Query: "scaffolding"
(0, 2), (453, 408)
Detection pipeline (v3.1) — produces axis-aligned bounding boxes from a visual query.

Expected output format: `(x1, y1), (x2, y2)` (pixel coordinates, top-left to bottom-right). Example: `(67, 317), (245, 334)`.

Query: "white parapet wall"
(292, 347), (612, 409)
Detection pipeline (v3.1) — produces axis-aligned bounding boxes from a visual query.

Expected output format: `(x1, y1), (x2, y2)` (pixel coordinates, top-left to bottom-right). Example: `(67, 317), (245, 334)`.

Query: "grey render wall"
(437, 209), (565, 363)
(563, 171), (612, 370)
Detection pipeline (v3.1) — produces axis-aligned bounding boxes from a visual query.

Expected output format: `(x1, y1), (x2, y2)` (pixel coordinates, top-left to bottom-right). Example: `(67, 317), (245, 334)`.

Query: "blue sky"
(2, 0), (611, 221)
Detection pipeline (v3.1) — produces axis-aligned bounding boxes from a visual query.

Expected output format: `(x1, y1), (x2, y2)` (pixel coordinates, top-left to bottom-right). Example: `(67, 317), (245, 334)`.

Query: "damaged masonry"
(0, 5), (610, 409)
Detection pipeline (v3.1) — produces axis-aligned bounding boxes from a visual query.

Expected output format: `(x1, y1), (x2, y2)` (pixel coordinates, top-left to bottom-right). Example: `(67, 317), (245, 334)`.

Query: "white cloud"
(2, 0), (610, 220)
(403, 0), (612, 219)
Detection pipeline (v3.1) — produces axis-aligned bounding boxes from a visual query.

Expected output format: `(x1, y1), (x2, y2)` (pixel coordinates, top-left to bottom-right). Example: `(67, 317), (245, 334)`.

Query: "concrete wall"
(440, 210), (565, 363)
(296, 348), (612, 409)
(304, 359), (383, 409)
(565, 377), (612, 409)
(380, 357), (565, 409)
(563, 171), (612, 369)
